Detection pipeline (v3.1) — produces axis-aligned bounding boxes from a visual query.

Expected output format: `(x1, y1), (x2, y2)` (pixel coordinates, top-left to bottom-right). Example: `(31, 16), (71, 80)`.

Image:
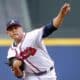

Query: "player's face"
(6, 26), (24, 41)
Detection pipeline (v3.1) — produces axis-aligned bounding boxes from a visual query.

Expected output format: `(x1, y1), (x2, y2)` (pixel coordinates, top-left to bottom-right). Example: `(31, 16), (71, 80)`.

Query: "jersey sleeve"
(42, 22), (57, 38)
(23, 22), (57, 47)
(32, 27), (44, 45)
(31, 22), (57, 44)
(7, 48), (16, 59)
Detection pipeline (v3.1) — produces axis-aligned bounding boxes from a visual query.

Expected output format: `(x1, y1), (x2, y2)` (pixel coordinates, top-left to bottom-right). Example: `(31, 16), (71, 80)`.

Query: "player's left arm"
(7, 57), (25, 78)
(42, 3), (71, 38)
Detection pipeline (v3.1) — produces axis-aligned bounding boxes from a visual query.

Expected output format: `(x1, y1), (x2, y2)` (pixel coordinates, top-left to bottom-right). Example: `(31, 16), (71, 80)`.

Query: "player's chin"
(12, 36), (20, 40)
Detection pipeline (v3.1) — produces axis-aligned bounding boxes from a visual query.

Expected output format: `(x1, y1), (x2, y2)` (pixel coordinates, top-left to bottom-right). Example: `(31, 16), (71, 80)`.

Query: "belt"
(34, 66), (53, 76)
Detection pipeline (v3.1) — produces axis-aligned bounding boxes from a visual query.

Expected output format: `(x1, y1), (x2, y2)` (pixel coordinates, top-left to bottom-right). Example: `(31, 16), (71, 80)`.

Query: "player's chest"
(14, 39), (37, 59)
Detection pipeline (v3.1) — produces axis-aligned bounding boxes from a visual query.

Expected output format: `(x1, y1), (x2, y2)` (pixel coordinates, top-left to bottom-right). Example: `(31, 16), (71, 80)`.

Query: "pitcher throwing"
(6, 3), (71, 80)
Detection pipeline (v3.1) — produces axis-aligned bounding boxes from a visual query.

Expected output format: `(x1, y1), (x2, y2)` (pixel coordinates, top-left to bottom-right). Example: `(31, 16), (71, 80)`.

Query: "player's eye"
(7, 26), (18, 31)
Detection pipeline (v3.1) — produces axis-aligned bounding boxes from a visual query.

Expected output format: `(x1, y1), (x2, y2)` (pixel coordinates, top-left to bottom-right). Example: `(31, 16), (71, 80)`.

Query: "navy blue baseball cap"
(6, 19), (22, 30)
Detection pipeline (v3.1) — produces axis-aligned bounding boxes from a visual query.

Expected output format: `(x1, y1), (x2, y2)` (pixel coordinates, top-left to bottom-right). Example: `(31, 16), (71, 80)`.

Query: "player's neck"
(14, 32), (25, 46)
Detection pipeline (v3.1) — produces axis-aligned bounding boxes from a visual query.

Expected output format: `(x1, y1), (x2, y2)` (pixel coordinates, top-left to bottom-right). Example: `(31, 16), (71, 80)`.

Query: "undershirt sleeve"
(42, 22), (57, 38)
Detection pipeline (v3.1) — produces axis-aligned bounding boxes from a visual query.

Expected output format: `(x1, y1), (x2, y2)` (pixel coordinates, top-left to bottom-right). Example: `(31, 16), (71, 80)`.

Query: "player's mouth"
(13, 33), (18, 35)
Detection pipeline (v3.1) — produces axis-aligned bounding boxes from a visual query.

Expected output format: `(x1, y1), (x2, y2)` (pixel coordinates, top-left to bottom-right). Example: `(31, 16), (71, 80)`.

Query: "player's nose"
(12, 28), (17, 32)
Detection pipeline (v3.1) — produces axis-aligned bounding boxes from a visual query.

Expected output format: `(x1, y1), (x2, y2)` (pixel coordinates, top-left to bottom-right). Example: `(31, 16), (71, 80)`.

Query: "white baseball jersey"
(7, 27), (57, 80)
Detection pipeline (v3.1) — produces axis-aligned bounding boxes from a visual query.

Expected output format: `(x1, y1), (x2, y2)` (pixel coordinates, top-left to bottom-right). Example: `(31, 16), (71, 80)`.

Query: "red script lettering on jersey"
(20, 47), (36, 59)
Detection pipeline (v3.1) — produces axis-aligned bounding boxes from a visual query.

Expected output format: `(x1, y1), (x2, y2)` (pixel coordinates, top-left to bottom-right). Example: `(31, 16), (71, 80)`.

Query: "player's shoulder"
(8, 46), (14, 53)
(27, 27), (44, 35)
(8, 42), (16, 52)
(7, 46), (16, 59)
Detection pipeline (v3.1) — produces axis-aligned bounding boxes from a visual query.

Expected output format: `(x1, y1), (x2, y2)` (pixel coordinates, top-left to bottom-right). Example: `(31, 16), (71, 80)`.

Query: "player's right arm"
(53, 3), (71, 28)
(42, 3), (71, 38)
(8, 57), (25, 78)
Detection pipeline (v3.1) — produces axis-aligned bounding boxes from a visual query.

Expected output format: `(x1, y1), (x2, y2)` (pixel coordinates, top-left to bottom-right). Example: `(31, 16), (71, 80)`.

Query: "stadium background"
(0, 0), (80, 80)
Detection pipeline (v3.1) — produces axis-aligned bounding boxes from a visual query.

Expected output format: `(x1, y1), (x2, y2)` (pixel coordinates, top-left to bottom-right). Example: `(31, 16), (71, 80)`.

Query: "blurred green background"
(0, 0), (80, 38)
(0, 0), (80, 80)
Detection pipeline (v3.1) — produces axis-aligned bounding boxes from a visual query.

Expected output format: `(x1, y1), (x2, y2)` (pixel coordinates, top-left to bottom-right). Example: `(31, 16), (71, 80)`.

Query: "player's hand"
(10, 58), (25, 78)
(53, 3), (71, 28)
(60, 3), (71, 16)
(12, 60), (24, 78)
(12, 66), (23, 78)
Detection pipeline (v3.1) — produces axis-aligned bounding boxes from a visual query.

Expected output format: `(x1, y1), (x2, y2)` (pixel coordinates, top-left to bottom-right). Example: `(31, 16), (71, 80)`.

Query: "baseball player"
(6, 3), (71, 80)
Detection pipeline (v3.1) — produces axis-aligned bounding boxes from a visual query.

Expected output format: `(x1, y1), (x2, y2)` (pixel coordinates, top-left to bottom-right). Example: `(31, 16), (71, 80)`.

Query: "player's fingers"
(60, 3), (71, 16)
(62, 3), (70, 8)
(63, 3), (70, 9)
(62, 3), (71, 12)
